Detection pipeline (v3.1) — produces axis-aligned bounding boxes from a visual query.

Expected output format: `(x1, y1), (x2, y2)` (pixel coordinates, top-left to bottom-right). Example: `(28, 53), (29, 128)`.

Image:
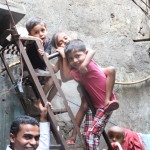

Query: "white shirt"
(6, 122), (50, 150)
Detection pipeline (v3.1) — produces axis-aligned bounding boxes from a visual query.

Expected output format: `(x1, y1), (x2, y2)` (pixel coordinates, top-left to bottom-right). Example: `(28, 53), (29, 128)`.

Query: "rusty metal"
(48, 52), (60, 59)
(19, 37), (86, 150)
(0, 2), (86, 149)
(0, 1), (28, 115)
(0, 52), (28, 113)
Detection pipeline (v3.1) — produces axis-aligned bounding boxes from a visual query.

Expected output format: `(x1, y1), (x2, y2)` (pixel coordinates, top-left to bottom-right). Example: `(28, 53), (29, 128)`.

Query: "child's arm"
(78, 49), (95, 74)
(25, 35), (46, 58)
(51, 57), (61, 73)
(56, 47), (73, 82)
(38, 49), (49, 56)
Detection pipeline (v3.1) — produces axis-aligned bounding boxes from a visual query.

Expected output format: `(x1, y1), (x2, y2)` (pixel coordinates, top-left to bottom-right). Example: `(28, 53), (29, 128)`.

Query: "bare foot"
(66, 137), (75, 145)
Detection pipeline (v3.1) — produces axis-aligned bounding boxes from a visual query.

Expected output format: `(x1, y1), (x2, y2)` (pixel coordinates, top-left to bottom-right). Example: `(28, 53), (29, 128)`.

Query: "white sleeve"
(6, 145), (12, 150)
(37, 122), (50, 150)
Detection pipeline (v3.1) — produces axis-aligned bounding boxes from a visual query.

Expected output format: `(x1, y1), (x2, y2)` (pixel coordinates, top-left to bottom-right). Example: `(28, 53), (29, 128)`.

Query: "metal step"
(53, 108), (68, 114)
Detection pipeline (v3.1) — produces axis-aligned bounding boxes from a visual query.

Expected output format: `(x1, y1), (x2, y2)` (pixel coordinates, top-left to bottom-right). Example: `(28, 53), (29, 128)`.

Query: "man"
(6, 102), (50, 150)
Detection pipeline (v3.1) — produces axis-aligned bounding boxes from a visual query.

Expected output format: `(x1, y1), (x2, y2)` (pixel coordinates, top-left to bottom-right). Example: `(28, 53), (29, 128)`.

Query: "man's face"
(10, 124), (40, 150)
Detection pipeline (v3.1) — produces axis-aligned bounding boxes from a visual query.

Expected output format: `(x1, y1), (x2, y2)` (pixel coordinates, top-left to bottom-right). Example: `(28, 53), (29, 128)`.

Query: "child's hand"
(102, 143), (120, 150)
(111, 142), (123, 150)
(27, 36), (43, 44)
(38, 49), (45, 56)
(56, 47), (66, 58)
(78, 64), (88, 74)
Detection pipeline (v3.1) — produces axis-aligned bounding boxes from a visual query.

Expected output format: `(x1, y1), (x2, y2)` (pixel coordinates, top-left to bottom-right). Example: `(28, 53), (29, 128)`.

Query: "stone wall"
(1, 0), (150, 149)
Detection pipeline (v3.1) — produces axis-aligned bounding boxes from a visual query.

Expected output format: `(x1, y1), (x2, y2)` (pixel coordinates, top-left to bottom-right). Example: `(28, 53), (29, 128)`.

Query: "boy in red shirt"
(57, 39), (119, 149)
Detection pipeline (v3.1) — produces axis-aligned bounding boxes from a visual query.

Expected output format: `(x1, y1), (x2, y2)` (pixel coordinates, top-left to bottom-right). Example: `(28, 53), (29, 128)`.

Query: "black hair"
(26, 17), (46, 34)
(51, 32), (59, 49)
(64, 39), (86, 58)
(10, 115), (39, 136)
(10, 115), (39, 149)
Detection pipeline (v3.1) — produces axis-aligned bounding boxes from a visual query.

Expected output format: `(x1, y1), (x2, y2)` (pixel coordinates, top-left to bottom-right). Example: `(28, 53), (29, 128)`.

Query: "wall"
(0, 0), (150, 149)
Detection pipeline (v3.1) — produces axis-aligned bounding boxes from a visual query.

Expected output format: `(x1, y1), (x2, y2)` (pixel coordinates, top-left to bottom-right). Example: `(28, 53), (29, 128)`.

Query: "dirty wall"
(0, 0), (150, 149)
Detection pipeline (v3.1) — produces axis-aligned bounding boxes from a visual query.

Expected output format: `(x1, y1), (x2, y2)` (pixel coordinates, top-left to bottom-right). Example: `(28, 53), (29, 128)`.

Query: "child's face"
(57, 32), (71, 48)
(67, 50), (86, 69)
(108, 127), (124, 145)
(29, 22), (47, 41)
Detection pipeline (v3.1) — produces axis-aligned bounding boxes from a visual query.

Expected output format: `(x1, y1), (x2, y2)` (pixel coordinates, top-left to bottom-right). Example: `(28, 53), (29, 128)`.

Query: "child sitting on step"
(25, 17), (61, 106)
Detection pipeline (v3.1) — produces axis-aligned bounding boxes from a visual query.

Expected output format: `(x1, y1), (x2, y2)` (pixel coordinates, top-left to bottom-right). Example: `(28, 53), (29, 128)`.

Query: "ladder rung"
(35, 72), (51, 77)
(68, 144), (84, 149)
(53, 108), (68, 114)
(17, 38), (86, 149)
(50, 144), (62, 149)
(48, 52), (59, 59)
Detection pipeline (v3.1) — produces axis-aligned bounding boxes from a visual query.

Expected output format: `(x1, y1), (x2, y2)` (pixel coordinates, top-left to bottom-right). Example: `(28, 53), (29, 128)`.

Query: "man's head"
(9, 115), (40, 150)
(64, 39), (87, 69)
(26, 17), (47, 41)
(51, 32), (71, 49)
(107, 126), (125, 145)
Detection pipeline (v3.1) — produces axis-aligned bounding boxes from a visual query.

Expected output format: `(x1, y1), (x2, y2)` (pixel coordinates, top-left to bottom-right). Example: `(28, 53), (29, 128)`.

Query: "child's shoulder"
(88, 60), (101, 68)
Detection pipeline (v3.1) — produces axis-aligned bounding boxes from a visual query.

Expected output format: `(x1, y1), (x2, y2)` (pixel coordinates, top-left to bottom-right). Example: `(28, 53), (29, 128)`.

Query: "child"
(51, 32), (119, 145)
(107, 126), (150, 150)
(51, 31), (95, 74)
(25, 17), (61, 106)
(57, 39), (118, 149)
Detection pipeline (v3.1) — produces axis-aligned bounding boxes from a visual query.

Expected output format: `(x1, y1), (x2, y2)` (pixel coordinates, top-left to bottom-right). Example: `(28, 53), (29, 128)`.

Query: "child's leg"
(103, 67), (116, 105)
(35, 78), (61, 107)
(102, 67), (119, 112)
(85, 108), (112, 150)
(82, 109), (94, 149)
(47, 78), (62, 102)
(67, 96), (88, 144)
(42, 77), (55, 95)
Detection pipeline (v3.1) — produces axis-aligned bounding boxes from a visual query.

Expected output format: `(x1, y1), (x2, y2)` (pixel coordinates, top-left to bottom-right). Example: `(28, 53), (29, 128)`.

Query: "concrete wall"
(1, 0), (150, 149)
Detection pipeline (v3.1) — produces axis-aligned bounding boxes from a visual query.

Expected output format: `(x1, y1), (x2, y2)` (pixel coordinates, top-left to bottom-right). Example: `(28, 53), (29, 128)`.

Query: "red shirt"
(70, 60), (116, 108)
(121, 128), (144, 150)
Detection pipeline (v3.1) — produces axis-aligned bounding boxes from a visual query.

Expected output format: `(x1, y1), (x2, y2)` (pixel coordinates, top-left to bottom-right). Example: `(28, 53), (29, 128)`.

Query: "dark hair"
(64, 39), (86, 57)
(51, 32), (59, 49)
(10, 115), (39, 148)
(10, 115), (39, 136)
(26, 17), (46, 34)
